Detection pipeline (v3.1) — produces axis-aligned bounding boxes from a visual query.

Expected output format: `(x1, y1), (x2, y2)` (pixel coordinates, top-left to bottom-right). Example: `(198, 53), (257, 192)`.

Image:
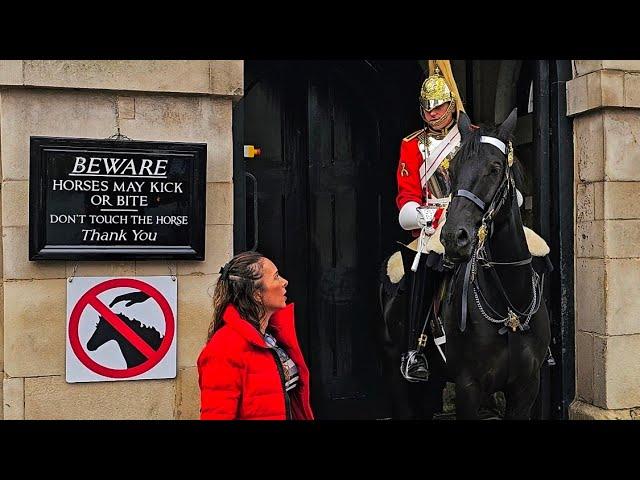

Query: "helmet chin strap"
(423, 102), (456, 132)
(424, 114), (455, 135)
(430, 115), (454, 130)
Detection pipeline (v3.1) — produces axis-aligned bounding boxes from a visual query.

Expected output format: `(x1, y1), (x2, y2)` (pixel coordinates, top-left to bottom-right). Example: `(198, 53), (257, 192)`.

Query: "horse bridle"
(453, 135), (514, 246)
(452, 136), (543, 335)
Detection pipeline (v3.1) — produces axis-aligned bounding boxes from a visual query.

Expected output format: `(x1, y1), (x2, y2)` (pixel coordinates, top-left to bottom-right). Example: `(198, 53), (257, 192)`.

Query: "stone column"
(568, 60), (640, 419)
(0, 61), (243, 419)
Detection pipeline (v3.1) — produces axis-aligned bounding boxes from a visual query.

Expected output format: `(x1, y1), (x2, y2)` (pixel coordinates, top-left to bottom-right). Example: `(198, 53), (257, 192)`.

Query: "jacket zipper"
(269, 350), (292, 419)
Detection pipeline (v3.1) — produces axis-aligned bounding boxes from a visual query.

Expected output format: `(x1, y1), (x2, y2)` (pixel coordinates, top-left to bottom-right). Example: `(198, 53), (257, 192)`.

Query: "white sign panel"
(66, 276), (177, 383)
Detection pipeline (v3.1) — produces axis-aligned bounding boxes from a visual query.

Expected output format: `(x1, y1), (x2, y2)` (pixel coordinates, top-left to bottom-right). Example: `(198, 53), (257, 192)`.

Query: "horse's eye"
(490, 163), (502, 175)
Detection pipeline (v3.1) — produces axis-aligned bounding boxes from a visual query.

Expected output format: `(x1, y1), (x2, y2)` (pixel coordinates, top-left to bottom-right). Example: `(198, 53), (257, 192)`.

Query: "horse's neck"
(115, 337), (146, 367)
(111, 325), (147, 367)
(488, 194), (529, 262)
(485, 194), (531, 304)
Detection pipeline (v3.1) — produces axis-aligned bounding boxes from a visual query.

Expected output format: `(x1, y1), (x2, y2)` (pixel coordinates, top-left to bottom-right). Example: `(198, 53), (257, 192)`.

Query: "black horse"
(440, 108), (550, 419)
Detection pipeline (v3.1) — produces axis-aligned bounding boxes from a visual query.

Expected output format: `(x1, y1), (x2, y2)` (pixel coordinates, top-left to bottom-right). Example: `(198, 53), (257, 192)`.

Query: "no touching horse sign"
(66, 276), (177, 383)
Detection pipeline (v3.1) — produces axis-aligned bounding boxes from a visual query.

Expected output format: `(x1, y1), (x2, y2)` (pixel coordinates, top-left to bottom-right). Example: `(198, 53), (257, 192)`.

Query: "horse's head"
(86, 315), (116, 351)
(441, 108), (518, 262)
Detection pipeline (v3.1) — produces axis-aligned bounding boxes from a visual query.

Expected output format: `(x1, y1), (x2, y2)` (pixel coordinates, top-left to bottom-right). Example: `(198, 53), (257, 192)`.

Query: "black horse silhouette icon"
(86, 291), (163, 368)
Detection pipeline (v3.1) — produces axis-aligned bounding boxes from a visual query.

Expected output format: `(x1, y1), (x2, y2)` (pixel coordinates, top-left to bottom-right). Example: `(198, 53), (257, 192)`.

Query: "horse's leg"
(406, 363), (446, 419)
(503, 370), (541, 420)
(419, 338), (447, 419)
(384, 341), (443, 419)
(504, 307), (549, 420)
(378, 282), (417, 419)
(455, 377), (482, 420)
(387, 350), (417, 419)
(378, 332), (415, 419)
(417, 379), (446, 419)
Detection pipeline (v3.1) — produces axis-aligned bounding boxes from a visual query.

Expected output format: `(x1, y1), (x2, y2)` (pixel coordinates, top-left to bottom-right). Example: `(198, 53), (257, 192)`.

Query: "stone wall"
(568, 60), (640, 419)
(0, 61), (242, 419)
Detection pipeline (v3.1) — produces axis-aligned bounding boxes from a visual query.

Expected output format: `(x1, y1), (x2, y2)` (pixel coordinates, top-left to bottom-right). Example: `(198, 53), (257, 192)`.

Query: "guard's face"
(421, 101), (453, 127)
(258, 258), (288, 311)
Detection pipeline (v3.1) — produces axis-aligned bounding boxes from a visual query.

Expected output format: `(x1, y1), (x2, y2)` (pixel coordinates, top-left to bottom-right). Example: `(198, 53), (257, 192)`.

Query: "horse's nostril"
(456, 228), (469, 246)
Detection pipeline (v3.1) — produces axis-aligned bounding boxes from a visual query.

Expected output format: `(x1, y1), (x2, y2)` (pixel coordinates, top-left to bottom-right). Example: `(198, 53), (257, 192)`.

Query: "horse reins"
(452, 136), (544, 335)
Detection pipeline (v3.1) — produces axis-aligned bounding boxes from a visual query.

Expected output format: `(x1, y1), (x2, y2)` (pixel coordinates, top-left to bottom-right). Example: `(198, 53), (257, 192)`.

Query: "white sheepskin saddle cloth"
(386, 219), (550, 284)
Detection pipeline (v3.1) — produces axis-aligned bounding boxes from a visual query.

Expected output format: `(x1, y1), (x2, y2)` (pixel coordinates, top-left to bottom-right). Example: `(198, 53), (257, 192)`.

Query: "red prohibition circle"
(69, 278), (175, 378)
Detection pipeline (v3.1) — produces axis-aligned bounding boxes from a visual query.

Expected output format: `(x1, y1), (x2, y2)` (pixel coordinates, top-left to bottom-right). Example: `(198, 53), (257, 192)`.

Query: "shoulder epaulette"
(403, 129), (424, 142)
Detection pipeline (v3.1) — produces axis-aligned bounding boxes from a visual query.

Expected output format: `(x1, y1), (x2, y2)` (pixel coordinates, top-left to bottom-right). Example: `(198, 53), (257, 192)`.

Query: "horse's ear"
(457, 111), (473, 140)
(498, 107), (518, 140)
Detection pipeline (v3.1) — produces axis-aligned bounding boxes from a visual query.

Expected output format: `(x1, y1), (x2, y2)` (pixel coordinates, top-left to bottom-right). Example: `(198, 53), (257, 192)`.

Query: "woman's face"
(258, 258), (289, 311)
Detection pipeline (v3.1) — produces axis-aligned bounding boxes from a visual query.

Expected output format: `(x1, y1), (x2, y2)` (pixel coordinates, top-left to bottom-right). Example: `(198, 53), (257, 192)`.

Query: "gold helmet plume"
(419, 60), (466, 115)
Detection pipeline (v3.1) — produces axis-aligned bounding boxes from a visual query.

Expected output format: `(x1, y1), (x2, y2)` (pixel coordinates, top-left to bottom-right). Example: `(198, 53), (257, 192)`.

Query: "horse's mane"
(126, 316), (163, 342)
(456, 124), (526, 193)
(102, 313), (163, 343)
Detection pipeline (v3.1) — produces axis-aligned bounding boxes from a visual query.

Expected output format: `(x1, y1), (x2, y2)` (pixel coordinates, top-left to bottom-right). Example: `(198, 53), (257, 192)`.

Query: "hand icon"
(109, 291), (151, 308)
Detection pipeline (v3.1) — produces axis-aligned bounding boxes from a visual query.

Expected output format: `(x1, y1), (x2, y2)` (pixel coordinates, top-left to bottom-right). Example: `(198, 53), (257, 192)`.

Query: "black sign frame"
(29, 136), (207, 261)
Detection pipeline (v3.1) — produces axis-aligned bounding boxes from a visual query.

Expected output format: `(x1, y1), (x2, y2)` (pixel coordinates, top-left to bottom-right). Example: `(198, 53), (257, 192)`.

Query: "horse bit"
(452, 136), (544, 335)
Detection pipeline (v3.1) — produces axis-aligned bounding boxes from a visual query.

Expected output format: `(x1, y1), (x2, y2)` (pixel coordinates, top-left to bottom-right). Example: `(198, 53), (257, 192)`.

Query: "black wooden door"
(307, 67), (386, 419)
(238, 61), (421, 418)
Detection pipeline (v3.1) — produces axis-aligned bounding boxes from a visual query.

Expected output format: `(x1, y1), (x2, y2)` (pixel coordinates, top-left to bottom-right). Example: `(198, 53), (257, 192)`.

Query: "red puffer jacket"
(197, 303), (314, 420)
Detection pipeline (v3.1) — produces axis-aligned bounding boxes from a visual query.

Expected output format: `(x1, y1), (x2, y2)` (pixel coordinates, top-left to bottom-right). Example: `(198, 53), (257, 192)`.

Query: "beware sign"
(66, 276), (177, 383)
(29, 137), (206, 260)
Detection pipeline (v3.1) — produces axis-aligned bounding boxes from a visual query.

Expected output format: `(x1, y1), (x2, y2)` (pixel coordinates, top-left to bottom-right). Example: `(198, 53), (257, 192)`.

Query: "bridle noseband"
(451, 135), (543, 335)
(453, 135), (514, 247)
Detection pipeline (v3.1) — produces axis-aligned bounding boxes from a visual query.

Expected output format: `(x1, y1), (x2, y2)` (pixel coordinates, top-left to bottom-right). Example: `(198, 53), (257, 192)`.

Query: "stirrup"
(400, 350), (430, 382)
(546, 347), (556, 367)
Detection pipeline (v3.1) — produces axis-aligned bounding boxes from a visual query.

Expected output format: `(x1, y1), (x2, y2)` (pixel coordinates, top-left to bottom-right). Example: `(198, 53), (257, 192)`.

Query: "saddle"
(385, 218), (550, 285)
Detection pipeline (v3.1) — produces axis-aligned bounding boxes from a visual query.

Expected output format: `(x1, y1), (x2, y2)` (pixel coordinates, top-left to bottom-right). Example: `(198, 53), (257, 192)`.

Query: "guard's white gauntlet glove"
(398, 201), (437, 234)
(416, 207), (437, 235)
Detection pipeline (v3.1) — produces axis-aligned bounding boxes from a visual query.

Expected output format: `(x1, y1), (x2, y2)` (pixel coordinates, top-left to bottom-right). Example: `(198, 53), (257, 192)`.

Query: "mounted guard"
(394, 61), (476, 384)
(379, 60), (551, 419)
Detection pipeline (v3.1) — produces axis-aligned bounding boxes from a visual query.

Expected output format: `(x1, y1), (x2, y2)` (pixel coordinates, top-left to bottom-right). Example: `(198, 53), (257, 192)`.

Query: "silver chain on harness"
(468, 245), (544, 333)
